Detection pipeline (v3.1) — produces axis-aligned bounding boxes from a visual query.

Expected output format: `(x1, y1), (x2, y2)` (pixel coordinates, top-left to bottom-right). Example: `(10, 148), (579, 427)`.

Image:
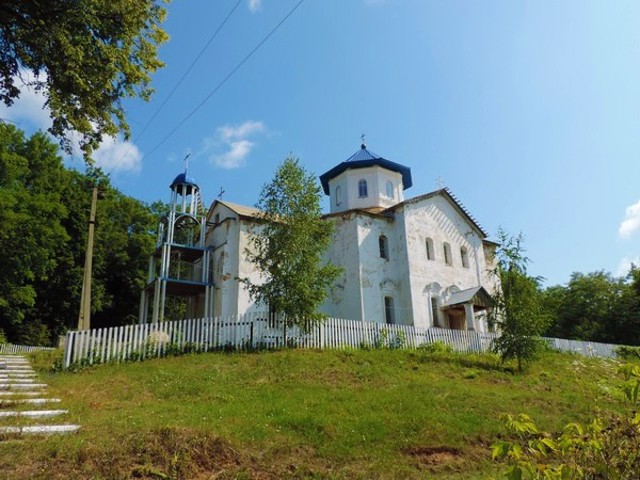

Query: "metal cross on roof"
(183, 152), (191, 174)
(360, 133), (366, 147)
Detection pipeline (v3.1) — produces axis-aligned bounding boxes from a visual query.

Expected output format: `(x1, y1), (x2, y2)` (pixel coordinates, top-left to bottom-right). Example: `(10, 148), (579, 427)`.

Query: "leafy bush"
(418, 341), (454, 355)
(615, 345), (640, 360)
(492, 364), (640, 479)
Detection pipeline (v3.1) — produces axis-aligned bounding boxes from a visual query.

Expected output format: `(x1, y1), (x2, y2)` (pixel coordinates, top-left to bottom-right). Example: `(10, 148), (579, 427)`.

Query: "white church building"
(140, 144), (498, 332)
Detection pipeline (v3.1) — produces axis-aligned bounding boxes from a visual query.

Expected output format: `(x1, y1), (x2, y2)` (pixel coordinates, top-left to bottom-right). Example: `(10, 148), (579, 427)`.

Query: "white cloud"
(213, 140), (254, 169)
(616, 257), (640, 277)
(248, 0), (262, 13)
(93, 136), (142, 173)
(0, 71), (52, 131)
(65, 129), (142, 174)
(218, 120), (265, 141)
(201, 120), (266, 169)
(619, 200), (640, 239)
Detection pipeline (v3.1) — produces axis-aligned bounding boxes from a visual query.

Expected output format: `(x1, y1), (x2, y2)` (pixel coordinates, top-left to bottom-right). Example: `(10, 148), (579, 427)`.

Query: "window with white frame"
(379, 235), (389, 259)
(443, 242), (452, 266)
(426, 238), (435, 260)
(385, 180), (394, 199)
(460, 246), (469, 268)
(384, 296), (396, 325)
(358, 179), (368, 198)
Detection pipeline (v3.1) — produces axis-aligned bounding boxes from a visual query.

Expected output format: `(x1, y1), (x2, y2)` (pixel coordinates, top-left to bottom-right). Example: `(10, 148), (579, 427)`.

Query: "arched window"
(335, 185), (342, 206)
(358, 179), (368, 198)
(425, 238), (435, 260)
(460, 246), (469, 268)
(443, 242), (452, 266)
(385, 180), (394, 199)
(384, 296), (396, 325)
(379, 235), (389, 259)
(431, 296), (440, 327)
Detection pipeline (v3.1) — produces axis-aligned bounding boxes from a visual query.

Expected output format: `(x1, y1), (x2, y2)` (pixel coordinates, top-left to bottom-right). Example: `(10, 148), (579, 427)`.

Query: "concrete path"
(0, 355), (79, 437)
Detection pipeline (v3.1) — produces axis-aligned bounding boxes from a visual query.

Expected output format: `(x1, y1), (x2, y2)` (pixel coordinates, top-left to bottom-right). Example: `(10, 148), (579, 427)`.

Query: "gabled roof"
(442, 286), (493, 309)
(210, 200), (263, 220)
(319, 144), (413, 195)
(387, 187), (488, 238)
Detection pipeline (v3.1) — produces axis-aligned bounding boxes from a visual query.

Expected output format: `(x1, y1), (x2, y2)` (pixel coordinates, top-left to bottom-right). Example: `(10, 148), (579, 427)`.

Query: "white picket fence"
(62, 313), (621, 368)
(0, 343), (55, 355)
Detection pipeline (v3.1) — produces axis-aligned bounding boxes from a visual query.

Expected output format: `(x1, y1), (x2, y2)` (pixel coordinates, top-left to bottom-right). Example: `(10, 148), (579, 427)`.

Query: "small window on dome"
(386, 181), (394, 199)
(358, 179), (368, 198)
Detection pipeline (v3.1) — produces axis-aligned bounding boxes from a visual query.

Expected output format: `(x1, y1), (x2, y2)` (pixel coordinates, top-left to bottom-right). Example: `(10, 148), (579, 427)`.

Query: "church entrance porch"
(441, 286), (493, 331)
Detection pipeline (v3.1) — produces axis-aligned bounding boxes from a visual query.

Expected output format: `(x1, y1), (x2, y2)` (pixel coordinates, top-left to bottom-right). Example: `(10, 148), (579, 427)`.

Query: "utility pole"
(78, 184), (99, 330)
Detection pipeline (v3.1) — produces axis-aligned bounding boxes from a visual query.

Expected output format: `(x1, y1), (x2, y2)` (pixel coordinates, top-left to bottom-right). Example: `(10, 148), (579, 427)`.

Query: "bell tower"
(139, 168), (214, 323)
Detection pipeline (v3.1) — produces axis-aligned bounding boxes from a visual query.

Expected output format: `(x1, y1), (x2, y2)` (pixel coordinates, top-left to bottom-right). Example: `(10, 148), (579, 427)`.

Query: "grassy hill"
(0, 347), (630, 479)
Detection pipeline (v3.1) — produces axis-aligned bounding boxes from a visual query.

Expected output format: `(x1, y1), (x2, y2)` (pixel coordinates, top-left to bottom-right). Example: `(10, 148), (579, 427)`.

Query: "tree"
(541, 268), (640, 346)
(0, 0), (169, 160)
(243, 156), (342, 328)
(0, 124), (68, 344)
(489, 229), (548, 371)
(0, 124), (159, 344)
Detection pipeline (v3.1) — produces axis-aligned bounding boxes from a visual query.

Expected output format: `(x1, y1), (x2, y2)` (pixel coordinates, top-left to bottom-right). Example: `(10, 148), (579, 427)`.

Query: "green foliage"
(489, 229), (549, 371)
(417, 340), (454, 354)
(0, 0), (169, 161)
(493, 365), (640, 479)
(542, 267), (640, 346)
(0, 124), (158, 344)
(243, 156), (342, 328)
(616, 345), (640, 360)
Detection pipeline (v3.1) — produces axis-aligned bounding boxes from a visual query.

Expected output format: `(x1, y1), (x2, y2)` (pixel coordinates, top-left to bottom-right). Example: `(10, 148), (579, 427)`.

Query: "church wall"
(400, 196), (494, 331)
(236, 221), (268, 315)
(321, 214), (363, 320)
(354, 214), (413, 325)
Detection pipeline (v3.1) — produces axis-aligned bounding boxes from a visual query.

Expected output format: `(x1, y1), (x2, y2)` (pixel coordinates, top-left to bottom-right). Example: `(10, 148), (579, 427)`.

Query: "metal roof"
(319, 144), (413, 195)
(215, 200), (263, 219)
(170, 172), (198, 191)
(442, 286), (493, 309)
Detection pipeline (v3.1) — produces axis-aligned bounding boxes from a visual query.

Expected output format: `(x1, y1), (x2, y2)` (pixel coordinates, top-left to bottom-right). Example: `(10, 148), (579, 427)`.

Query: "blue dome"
(319, 144), (412, 195)
(170, 172), (198, 194)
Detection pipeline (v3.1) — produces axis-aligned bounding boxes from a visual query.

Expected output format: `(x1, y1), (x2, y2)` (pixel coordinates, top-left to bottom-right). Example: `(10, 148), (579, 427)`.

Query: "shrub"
(418, 341), (453, 355)
(615, 345), (640, 360)
(492, 364), (640, 479)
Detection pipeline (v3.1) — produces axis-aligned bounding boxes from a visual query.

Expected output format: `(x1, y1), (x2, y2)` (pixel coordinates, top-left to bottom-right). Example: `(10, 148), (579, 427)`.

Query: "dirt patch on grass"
(402, 445), (463, 466)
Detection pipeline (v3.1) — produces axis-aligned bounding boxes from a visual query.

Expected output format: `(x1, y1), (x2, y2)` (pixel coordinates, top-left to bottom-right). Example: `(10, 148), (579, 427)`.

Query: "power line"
(145, 0), (306, 159)
(134, 0), (244, 143)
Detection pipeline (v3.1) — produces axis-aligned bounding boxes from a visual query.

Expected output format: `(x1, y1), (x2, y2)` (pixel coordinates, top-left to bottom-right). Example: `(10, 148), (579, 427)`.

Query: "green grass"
(0, 348), (630, 479)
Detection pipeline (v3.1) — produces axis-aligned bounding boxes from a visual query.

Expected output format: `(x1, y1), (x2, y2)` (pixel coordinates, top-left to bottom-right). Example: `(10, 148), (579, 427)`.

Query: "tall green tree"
(541, 268), (640, 346)
(0, 0), (169, 160)
(0, 124), (159, 344)
(0, 124), (68, 344)
(489, 229), (548, 371)
(243, 156), (342, 328)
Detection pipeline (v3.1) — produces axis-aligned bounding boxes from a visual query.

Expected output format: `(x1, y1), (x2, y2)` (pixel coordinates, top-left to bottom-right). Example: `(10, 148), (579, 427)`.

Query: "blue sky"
(2, 0), (640, 286)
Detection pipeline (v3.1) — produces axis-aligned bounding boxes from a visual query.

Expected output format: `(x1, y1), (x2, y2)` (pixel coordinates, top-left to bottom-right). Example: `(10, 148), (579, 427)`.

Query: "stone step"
(0, 398), (61, 405)
(0, 409), (68, 418)
(0, 383), (47, 390)
(0, 372), (37, 377)
(0, 424), (79, 435)
(0, 391), (43, 397)
(0, 378), (38, 385)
